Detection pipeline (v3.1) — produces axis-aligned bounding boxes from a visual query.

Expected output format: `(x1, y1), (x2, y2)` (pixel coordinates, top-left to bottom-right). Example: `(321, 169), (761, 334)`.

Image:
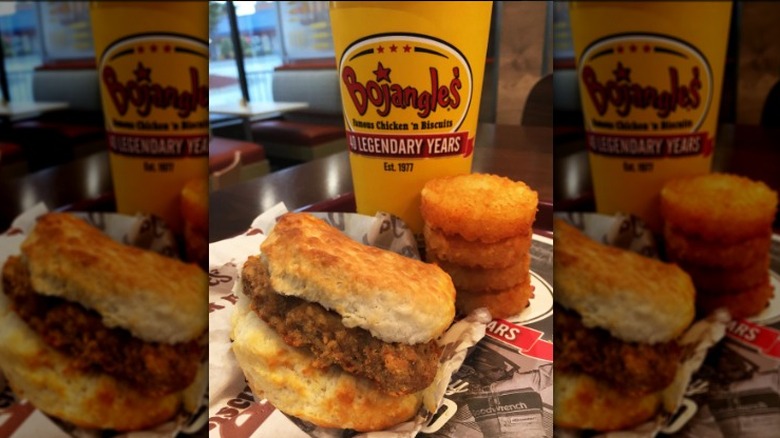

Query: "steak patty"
(242, 255), (441, 396)
(2, 256), (203, 397)
(554, 304), (682, 396)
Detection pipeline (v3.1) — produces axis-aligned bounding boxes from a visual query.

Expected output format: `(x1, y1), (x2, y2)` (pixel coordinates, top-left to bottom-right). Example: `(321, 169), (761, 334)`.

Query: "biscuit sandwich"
(232, 213), (456, 431)
(0, 213), (207, 431)
(553, 219), (696, 431)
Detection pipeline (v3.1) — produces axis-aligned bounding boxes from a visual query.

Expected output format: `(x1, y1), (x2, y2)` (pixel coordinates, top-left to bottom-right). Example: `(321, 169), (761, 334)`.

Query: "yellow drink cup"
(90, 2), (208, 232)
(569, 1), (731, 230)
(330, 1), (493, 235)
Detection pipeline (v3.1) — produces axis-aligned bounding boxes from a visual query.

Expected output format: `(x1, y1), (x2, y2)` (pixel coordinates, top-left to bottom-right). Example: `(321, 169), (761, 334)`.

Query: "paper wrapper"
(208, 204), (491, 437)
(553, 212), (729, 438)
(0, 203), (208, 438)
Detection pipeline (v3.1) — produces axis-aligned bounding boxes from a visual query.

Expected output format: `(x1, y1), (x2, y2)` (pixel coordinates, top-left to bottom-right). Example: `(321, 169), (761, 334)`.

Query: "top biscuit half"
(420, 173), (538, 243)
(20, 213), (208, 344)
(661, 173), (778, 241)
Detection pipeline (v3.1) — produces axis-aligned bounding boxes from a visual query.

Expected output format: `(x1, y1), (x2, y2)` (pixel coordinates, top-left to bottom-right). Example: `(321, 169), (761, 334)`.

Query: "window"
(0, 1), (43, 102)
(209, 1), (283, 106)
(208, 1), (335, 107)
(0, 1), (94, 103)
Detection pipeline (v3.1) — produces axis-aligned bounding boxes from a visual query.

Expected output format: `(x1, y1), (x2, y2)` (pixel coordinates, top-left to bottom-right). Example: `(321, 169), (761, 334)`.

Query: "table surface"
(0, 152), (112, 230)
(4, 123), (777, 237)
(0, 101), (69, 118)
(208, 101), (309, 118)
(209, 124), (553, 242)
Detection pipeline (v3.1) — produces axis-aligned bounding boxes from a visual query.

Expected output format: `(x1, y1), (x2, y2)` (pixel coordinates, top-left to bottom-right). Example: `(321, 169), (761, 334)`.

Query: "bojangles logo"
(338, 33), (473, 133)
(102, 62), (207, 119)
(342, 62), (461, 118)
(96, 33), (209, 130)
(582, 62), (702, 119)
(578, 33), (714, 132)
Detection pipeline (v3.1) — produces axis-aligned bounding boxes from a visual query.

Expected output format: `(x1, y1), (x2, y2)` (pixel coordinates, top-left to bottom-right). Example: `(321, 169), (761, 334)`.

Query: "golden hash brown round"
(678, 257), (770, 294)
(664, 224), (772, 269)
(423, 223), (532, 269)
(660, 173), (778, 241)
(696, 279), (775, 320)
(429, 253), (530, 293)
(420, 173), (538, 242)
(455, 279), (533, 320)
(181, 178), (208, 268)
(181, 178), (208, 232)
(554, 372), (662, 431)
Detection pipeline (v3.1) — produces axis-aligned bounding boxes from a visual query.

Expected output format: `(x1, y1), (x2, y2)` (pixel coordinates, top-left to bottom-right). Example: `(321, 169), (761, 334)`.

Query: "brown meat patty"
(554, 304), (681, 396)
(242, 255), (441, 396)
(2, 256), (203, 397)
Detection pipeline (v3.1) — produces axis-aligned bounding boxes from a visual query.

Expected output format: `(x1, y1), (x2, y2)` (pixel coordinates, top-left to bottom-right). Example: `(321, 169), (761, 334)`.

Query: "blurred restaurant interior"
(0, 1), (555, 237)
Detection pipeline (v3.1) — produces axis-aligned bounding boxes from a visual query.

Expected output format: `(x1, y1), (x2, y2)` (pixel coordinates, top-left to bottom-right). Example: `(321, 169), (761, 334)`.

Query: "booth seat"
(8, 66), (106, 171)
(0, 141), (27, 179)
(209, 137), (270, 190)
(250, 68), (346, 162)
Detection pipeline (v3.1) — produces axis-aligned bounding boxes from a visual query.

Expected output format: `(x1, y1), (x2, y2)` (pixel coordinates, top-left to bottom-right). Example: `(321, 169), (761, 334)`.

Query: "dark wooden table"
(0, 151), (113, 231)
(209, 124), (553, 242)
(554, 124), (780, 229)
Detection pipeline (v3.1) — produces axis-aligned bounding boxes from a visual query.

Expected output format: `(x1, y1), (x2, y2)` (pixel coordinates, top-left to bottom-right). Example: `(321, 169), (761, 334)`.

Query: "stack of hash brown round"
(661, 173), (778, 319)
(421, 173), (538, 319)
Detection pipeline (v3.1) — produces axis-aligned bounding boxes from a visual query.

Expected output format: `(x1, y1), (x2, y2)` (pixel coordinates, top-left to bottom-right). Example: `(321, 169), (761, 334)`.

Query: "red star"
(133, 62), (151, 82)
(617, 46), (624, 53)
(612, 62), (631, 82)
(164, 45), (171, 53)
(643, 44), (651, 53)
(150, 45), (157, 52)
(373, 62), (391, 83)
(403, 44), (411, 53)
(390, 44), (398, 53)
(137, 46), (144, 54)
(630, 44), (637, 52)
(377, 45), (384, 54)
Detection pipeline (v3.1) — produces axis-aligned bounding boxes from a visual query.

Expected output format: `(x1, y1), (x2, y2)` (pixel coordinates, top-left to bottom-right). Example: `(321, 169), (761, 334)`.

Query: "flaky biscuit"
(231, 293), (423, 431)
(554, 219), (695, 344)
(429, 253), (530, 292)
(420, 173), (538, 242)
(554, 372), (662, 432)
(664, 223), (772, 269)
(19, 213), (207, 344)
(455, 280), (533, 320)
(0, 292), (185, 431)
(661, 173), (778, 241)
(423, 223), (532, 269)
(696, 279), (774, 320)
(261, 213), (455, 345)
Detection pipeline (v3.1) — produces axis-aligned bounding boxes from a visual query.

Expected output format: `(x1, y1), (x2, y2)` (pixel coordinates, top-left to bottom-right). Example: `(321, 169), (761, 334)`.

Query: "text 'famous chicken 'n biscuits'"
(421, 173), (538, 319)
(0, 213), (208, 431)
(231, 212), (456, 431)
(553, 219), (696, 431)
